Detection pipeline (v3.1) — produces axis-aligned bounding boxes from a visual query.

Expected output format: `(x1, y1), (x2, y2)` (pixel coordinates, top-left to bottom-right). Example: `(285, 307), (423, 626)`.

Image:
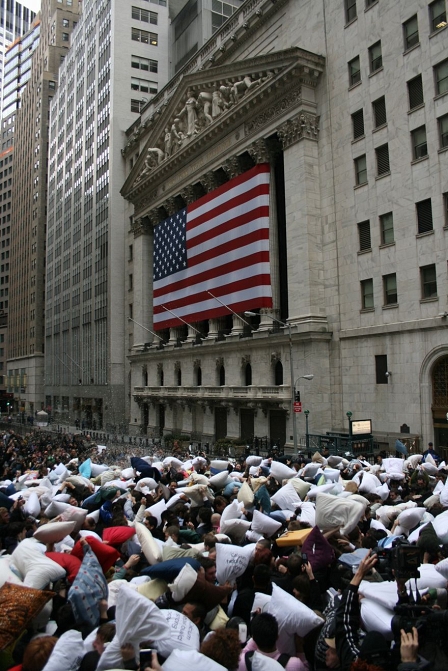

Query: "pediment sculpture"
(133, 71), (274, 186)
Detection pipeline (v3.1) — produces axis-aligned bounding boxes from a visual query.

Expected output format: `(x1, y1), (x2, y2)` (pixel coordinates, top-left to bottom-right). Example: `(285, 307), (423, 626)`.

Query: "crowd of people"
(0, 427), (447, 671)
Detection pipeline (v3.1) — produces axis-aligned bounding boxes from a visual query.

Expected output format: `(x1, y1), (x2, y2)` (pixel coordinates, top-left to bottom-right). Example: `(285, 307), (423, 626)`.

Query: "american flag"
(153, 163), (272, 330)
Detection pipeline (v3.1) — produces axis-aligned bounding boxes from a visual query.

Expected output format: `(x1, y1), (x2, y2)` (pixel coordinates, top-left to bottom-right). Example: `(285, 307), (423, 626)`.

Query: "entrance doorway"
(269, 409), (286, 448)
(432, 355), (448, 454)
(215, 407), (227, 440)
(240, 409), (255, 441)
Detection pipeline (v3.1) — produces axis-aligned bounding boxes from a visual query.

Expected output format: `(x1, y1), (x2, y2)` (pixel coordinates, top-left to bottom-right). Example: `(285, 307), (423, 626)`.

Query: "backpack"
(244, 650), (291, 670)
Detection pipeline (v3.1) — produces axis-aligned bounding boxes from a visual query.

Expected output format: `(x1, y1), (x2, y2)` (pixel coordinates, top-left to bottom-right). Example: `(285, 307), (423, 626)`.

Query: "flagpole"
(127, 317), (165, 342)
(160, 305), (204, 336)
(206, 291), (254, 329)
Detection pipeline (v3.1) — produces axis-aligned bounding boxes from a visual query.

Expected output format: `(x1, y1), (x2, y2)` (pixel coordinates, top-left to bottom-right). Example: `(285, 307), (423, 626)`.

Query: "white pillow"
(289, 478), (311, 500)
(439, 479), (448, 507)
(44, 500), (73, 519)
(382, 458), (404, 474)
(269, 461), (297, 482)
(315, 492), (365, 535)
(435, 557), (448, 580)
(251, 510), (282, 536)
(179, 485), (213, 507)
(267, 583), (323, 655)
(271, 483), (301, 511)
(0, 556), (23, 587)
(322, 468), (341, 484)
(163, 457), (183, 470)
(97, 584), (171, 671)
(432, 509), (448, 543)
(169, 562), (198, 603)
(11, 538), (66, 589)
(301, 463), (320, 480)
(252, 591), (272, 613)
(297, 501), (316, 527)
(220, 500), (242, 527)
(157, 610), (200, 657)
(406, 454), (423, 469)
(42, 629), (84, 671)
(59, 505), (88, 532)
(79, 529), (102, 542)
(421, 463), (438, 476)
(405, 563), (447, 590)
(90, 463), (109, 477)
(24, 491), (41, 517)
(360, 600), (394, 641)
(189, 473), (210, 486)
(238, 481), (254, 507)
(162, 649), (227, 671)
(209, 471), (232, 490)
(359, 580), (400, 610)
(358, 473), (381, 494)
(33, 521), (76, 544)
(215, 542), (255, 585)
(221, 518), (251, 543)
(210, 460), (229, 472)
(246, 456), (263, 467)
(146, 499), (167, 526)
(86, 509), (100, 523)
(306, 483), (335, 499)
(397, 507), (426, 532)
(107, 579), (139, 608)
(135, 522), (162, 565)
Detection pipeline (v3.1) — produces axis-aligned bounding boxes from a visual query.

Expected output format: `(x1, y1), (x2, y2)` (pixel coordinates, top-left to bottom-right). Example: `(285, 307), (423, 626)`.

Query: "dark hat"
(358, 631), (390, 665)
(428, 442), (433, 446)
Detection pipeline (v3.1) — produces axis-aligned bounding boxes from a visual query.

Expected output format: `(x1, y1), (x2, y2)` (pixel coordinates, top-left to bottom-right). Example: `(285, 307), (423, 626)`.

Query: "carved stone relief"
(277, 112), (320, 149)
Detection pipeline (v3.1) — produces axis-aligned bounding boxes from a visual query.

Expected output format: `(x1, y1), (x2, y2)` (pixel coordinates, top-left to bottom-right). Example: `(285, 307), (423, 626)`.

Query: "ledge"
(379, 242), (395, 249)
(340, 315), (448, 340)
(403, 43), (421, 56)
(373, 123), (387, 134)
(411, 155), (429, 165)
(408, 103), (425, 114)
(365, 0), (379, 11)
(429, 24), (447, 40)
(351, 135), (365, 144)
(369, 66), (384, 79)
(354, 182), (368, 190)
(416, 230), (434, 239)
(420, 297), (438, 303)
(348, 80), (362, 92)
(345, 17), (358, 29)
(382, 303), (398, 310)
(358, 248), (372, 255)
(375, 171), (391, 181)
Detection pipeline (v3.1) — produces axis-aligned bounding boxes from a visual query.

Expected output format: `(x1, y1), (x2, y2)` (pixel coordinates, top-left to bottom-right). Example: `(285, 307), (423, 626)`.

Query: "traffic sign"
(294, 401), (302, 413)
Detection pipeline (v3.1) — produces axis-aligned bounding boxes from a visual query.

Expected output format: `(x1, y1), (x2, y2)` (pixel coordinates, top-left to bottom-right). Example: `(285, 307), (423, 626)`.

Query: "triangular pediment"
(121, 48), (324, 204)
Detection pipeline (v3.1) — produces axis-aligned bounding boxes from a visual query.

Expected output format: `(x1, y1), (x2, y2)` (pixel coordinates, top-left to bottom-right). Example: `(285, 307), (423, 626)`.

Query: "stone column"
(277, 112), (325, 325)
(131, 216), (153, 349)
(248, 139), (280, 330)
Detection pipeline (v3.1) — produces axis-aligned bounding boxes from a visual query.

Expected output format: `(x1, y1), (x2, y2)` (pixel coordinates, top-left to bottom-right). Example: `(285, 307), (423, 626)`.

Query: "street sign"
(294, 401), (302, 413)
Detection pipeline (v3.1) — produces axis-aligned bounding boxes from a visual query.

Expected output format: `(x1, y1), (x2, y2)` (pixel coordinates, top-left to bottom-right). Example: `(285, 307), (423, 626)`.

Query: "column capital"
(147, 210), (161, 227)
(132, 217), (151, 237)
(181, 185), (197, 204)
(200, 171), (220, 193)
(222, 156), (242, 180)
(163, 196), (178, 216)
(277, 112), (320, 150)
(247, 138), (279, 165)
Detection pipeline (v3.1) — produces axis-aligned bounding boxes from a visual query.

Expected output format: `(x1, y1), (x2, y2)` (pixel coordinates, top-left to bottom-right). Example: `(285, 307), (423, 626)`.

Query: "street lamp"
(244, 310), (313, 453)
(304, 409), (310, 450)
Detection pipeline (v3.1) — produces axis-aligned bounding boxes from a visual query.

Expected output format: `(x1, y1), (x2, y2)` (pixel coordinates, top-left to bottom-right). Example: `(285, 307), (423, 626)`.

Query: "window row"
(131, 28), (158, 45)
(132, 6), (157, 24)
(357, 196), (447, 250)
(349, 50), (448, 97)
(345, 0), (446, 38)
(354, 117), (448, 186)
(361, 264), (440, 310)
(131, 55), (157, 73)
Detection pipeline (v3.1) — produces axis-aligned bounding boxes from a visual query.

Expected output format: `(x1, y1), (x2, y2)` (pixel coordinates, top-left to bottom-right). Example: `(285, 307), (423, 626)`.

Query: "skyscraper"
(44, 0), (170, 429)
(6, 0), (80, 417)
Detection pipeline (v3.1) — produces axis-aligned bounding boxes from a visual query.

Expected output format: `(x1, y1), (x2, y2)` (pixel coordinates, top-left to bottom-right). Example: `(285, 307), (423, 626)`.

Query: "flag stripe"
(153, 241), (269, 297)
(153, 163), (272, 329)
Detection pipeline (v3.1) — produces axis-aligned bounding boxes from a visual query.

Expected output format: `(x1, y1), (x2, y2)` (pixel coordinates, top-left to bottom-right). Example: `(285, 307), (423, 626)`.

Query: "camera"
(392, 604), (448, 650)
(372, 539), (422, 580)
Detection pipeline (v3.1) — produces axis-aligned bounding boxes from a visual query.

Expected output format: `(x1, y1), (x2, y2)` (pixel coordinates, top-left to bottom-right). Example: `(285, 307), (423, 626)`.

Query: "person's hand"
(400, 627), (419, 663)
(79, 538), (88, 548)
(143, 651), (162, 671)
(186, 521), (195, 530)
(124, 554), (141, 569)
(99, 598), (108, 618)
(303, 561), (314, 580)
(351, 550), (377, 586)
(336, 538), (352, 550)
(120, 643), (135, 662)
(141, 497), (147, 507)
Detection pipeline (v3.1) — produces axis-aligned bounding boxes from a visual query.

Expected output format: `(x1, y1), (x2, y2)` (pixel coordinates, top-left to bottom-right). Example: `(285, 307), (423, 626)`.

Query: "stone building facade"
(122, 0), (448, 452)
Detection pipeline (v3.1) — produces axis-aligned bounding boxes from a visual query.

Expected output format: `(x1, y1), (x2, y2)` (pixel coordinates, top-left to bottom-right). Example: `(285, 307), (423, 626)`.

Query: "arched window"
(196, 366), (202, 386)
(433, 355), (448, 410)
(177, 368), (182, 386)
(274, 361), (283, 386)
(219, 365), (225, 386)
(245, 363), (252, 386)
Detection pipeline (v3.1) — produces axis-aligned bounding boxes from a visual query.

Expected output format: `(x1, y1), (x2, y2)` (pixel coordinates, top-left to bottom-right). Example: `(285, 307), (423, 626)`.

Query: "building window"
(352, 109), (364, 139)
(131, 99), (145, 113)
(348, 56), (361, 86)
(416, 199), (433, 234)
(375, 355), (388, 384)
(444, 193), (448, 226)
(361, 279), (374, 310)
(407, 75), (424, 110)
(438, 114), (448, 148)
(383, 273), (397, 305)
(380, 212), (394, 245)
(421, 264), (437, 298)
(434, 59), (448, 95)
(62, 32), (69, 41)
(62, 18), (69, 27)
(345, 0), (357, 23)
(354, 154), (367, 185)
(132, 7), (158, 24)
(211, 1), (238, 33)
(372, 96), (387, 128)
(131, 28), (158, 45)
(376, 144), (390, 176)
(131, 55), (158, 72)
(411, 126), (428, 160)
(369, 41), (382, 74)
(131, 78), (157, 94)
(358, 220), (371, 251)
(429, 0), (447, 32)
(403, 15), (419, 50)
